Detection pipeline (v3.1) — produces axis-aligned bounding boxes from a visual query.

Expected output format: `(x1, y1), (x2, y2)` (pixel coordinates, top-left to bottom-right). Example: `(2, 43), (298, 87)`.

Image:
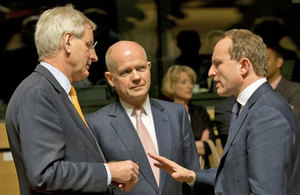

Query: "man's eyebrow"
(212, 58), (221, 64)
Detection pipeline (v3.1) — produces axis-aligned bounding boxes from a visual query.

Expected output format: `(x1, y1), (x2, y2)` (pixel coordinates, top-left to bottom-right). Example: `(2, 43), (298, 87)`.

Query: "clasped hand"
(107, 160), (139, 191)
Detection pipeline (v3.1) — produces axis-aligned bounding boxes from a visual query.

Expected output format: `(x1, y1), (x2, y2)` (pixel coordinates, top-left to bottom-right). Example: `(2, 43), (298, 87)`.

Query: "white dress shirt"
(237, 78), (267, 110)
(120, 96), (159, 154)
(40, 62), (72, 95)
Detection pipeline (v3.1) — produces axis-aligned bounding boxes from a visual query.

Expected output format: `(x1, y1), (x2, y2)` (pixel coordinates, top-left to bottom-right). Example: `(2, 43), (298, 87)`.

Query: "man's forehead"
(216, 37), (231, 48)
(213, 38), (230, 56)
(83, 25), (94, 37)
(113, 50), (146, 65)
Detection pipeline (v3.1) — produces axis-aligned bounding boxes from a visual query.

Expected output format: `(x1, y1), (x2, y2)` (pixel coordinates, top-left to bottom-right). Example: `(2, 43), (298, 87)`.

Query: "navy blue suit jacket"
(196, 82), (300, 194)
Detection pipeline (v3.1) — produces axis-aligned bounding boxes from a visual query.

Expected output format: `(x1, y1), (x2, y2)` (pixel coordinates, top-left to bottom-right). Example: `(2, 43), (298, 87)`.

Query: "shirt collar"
(40, 61), (71, 94)
(119, 96), (151, 116)
(237, 78), (267, 107)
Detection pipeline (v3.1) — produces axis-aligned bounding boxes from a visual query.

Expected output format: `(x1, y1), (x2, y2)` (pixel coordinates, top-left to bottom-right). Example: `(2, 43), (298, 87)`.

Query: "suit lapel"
(221, 105), (248, 157)
(34, 64), (106, 162)
(150, 99), (172, 194)
(109, 101), (159, 192)
(218, 82), (273, 173)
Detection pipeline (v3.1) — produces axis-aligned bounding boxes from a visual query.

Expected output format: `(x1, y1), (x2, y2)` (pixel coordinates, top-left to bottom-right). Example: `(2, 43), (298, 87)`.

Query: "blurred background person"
(251, 16), (300, 83)
(251, 16), (297, 60)
(213, 95), (236, 147)
(266, 45), (300, 121)
(175, 30), (210, 88)
(162, 65), (220, 170)
(0, 11), (38, 103)
(83, 8), (120, 85)
(205, 29), (225, 55)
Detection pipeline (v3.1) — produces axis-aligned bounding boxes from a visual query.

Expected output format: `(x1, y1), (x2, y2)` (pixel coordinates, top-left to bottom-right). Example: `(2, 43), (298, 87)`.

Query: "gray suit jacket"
(276, 77), (300, 122)
(86, 99), (200, 195)
(5, 64), (111, 195)
(196, 82), (300, 194)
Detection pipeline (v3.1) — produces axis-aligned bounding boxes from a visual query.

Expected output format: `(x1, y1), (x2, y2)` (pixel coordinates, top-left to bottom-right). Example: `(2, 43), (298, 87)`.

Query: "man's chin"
(74, 74), (89, 83)
(216, 89), (226, 97)
(217, 89), (234, 98)
(131, 92), (147, 99)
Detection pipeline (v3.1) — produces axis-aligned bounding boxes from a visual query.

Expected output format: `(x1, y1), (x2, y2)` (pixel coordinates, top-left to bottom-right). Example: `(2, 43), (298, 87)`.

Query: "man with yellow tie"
(86, 40), (200, 195)
(5, 4), (138, 195)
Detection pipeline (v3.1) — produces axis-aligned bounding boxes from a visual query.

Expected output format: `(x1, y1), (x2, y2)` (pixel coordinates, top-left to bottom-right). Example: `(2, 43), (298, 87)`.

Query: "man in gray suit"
(266, 45), (300, 121)
(149, 29), (300, 194)
(5, 4), (138, 195)
(86, 40), (200, 195)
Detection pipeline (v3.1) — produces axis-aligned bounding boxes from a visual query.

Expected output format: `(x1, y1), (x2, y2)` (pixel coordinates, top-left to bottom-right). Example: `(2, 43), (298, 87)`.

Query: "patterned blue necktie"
(229, 102), (240, 133)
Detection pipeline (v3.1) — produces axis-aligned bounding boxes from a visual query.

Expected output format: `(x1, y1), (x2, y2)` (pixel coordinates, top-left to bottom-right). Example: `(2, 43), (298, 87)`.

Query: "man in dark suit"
(5, 4), (138, 195)
(86, 40), (200, 195)
(149, 29), (300, 194)
(266, 45), (300, 121)
(211, 45), (300, 150)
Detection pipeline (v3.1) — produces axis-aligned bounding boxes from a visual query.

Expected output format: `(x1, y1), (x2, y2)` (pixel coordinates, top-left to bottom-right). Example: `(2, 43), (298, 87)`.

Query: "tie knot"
(69, 85), (76, 96)
(134, 107), (143, 118)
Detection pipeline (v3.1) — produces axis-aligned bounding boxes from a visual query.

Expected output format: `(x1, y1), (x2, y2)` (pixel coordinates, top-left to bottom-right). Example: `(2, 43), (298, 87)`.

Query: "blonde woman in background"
(162, 65), (219, 169)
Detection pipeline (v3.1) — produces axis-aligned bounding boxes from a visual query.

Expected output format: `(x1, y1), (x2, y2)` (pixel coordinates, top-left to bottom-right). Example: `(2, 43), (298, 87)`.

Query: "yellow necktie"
(69, 85), (88, 127)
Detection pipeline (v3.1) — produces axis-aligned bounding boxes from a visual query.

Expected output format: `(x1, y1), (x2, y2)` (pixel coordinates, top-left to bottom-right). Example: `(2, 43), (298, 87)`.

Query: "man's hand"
(148, 153), (195, 184)
(107, 160), (139, 191)
(196, 140), (206, 155)
(197, 129), (210, 155)
(123, 176), (138, 192)
(201, 129), (210, 141)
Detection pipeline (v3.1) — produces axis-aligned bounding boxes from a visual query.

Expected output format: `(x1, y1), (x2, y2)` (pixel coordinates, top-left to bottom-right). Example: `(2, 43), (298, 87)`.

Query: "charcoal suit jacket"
(5, 64), (111, 195)
(86, 98), (200, 195)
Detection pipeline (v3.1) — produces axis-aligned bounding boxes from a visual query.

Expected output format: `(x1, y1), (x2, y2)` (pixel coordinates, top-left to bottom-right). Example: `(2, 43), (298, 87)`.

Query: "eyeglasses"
(73, 34), (97, 50)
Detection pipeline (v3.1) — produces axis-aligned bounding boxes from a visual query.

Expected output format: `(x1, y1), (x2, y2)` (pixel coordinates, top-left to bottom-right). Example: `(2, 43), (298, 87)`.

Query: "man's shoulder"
(277, 77), (300, 95)
(89, 100), (118, 115)
(251, 86), (296, 118)
(279, 77), (300, 88)
(150, 98), (184, 110)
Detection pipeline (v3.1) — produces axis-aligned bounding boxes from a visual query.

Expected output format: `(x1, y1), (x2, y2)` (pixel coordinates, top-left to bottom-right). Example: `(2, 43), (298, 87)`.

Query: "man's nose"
(208, 65), (215, 77)
(90, 49), (98, 62)
(131, 70), (141, 80)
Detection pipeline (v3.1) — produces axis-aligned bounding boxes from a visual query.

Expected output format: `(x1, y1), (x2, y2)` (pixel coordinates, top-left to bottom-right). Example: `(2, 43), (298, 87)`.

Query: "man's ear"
(239, 58), (250, 76)
(147, 61), (151, 76)
(147, 61), (151, 69)
(105, 72), (115, 87)
(277, 56), (284, 69)
(63, 32), (72, 54)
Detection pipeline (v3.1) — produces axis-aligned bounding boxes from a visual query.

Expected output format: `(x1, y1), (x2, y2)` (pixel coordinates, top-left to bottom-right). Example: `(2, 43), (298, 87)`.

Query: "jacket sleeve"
(195, 167), (217, 186)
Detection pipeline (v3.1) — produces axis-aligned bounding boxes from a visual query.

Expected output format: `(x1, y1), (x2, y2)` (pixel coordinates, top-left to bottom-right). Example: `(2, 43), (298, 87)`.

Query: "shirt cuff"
(104, 163), (111, 185)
